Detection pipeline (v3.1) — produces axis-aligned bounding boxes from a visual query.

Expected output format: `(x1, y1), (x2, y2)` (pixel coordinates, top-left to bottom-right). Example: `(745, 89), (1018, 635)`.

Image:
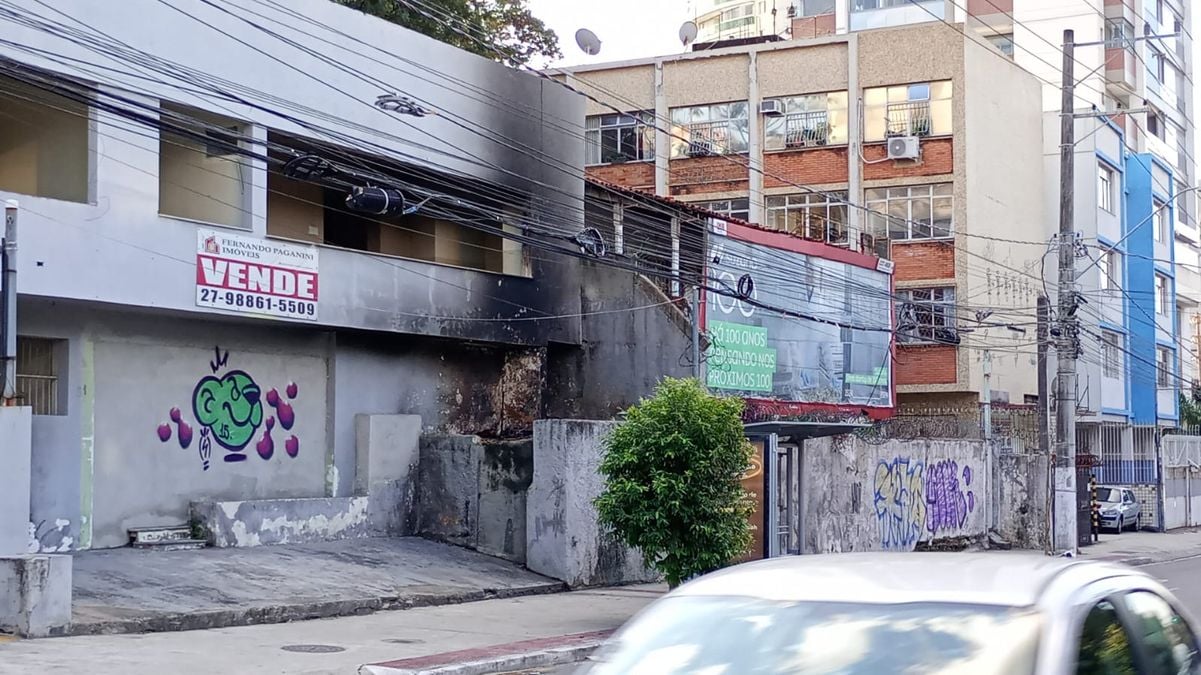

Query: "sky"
(528, 0), (692, 68)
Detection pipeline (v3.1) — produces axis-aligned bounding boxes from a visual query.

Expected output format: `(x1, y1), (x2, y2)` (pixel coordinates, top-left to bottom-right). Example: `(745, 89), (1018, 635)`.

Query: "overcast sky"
(528, 0), (692, 68)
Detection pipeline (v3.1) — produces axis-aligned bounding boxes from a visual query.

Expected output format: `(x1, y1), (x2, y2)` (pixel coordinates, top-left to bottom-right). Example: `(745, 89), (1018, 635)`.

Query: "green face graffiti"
(192, 370), (264, 451)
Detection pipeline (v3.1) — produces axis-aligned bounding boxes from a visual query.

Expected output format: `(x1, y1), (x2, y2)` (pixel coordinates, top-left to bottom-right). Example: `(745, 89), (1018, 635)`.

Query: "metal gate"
(769, 440), (802, 556)
(1162, 435), (1201, 530)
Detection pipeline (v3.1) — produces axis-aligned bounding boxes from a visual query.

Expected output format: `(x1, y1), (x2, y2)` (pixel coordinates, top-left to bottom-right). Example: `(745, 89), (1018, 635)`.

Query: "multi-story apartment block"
(565, 21), (1047, 410)
(689, 0), (790, 43)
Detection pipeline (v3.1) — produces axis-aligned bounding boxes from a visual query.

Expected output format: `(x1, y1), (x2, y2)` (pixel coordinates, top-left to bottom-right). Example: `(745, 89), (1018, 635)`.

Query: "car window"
(1076, 600), (1138, 675)
(1098, 488), (1121, 503)
(1120, 591), (1200, 675)
(1124, 491), (1136, 504)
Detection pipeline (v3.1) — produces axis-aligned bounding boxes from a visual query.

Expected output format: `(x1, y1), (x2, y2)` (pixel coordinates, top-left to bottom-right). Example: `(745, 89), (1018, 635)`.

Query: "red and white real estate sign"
(195, 229), (320, 321)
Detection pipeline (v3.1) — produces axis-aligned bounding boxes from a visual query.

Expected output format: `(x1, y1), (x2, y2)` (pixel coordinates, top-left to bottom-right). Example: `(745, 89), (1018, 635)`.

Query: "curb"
(68, 581), (566, 636)
(1092, 547), (1201, 569)
(360, 630), (612, 675)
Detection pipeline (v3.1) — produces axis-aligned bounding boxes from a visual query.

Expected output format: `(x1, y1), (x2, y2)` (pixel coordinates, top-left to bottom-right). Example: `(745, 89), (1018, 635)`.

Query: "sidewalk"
(71, 537), (563, 635)
(0, 585), (664, 675)
(1075, 527), (1201, 567)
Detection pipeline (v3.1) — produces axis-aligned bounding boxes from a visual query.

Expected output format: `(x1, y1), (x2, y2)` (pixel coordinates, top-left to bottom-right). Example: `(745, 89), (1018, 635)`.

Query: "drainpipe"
(1, 199), (16, 404)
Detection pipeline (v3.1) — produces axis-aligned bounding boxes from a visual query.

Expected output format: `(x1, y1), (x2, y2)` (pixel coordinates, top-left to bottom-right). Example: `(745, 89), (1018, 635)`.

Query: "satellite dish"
(679, 21), (699, 47)
(575, 28), (602, 56)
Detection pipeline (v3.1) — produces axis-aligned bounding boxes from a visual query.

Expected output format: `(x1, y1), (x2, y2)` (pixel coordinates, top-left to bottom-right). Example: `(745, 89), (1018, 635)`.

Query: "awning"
(743, 421), (870, 440)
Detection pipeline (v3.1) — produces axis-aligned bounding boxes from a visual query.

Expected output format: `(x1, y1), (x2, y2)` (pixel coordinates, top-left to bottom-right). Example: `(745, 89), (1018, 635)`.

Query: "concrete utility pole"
(1037, 294), (1052, 554)
(1053, 29), (1079, 553)
(982, 349), (992, 441)
(692, 285), (702, 381)
(1, 199), (16, 404)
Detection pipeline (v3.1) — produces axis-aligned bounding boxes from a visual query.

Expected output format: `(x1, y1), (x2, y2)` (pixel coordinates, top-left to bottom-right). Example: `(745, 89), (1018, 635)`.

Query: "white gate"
(1161, 435), (1201, 530)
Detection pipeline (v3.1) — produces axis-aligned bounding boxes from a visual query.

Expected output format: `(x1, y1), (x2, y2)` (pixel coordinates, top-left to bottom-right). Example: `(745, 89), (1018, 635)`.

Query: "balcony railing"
(686, 120), (732, 156)
(785, 111), (831, 148)
(885, 101), (932, 137)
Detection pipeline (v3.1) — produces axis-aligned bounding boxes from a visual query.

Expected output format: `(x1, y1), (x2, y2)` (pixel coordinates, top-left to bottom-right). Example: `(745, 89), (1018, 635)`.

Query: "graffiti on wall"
(156, 346), (300, 470)
(27, 519), (73, 553)
(873, 456), (978, 550)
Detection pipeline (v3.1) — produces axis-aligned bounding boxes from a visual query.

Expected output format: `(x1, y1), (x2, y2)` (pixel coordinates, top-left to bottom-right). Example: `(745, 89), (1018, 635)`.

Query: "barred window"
(765, 192), (848, 245)
(896, 287), (956, 344)
(763, 92), (849, 150)
(863, 80), (952, 141)
(669, 102), (750, 158)
(16, 336), (64, 416)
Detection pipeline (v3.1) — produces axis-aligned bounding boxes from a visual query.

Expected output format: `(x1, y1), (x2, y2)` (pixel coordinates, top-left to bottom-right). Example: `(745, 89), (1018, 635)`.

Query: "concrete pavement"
(0, 585), (663, 675)
(1076, 527), (1201, 567)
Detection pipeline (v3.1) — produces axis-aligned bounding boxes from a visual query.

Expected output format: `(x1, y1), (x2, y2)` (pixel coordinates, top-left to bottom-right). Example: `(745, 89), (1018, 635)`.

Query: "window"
(1098, 165), (1115, 213)
(159, 102), (248, 228)
(1158, 346), (1174, 387)
(1099, 248), (1120, 290)
(1120, 591), (1200, 673)
(670, 102), (750, 158)
(765, 192), (848, 244)
(1102, 331), (1124, 379)
(1150, 45), (1166, 83)
(1154, 200), (1169, 242)
(585, 112), (655, 166)
(764, 92), (849, 150)
(853, 0), (921, 9)
(16, 336), (64, 416)
(1075, 600), (1138, 674)
(693, 197), (750, 221)
(1156, 0), (1165, 25)
(987, 33), (1015, 58)
(896, 287), (956, 344)
(0, 72), (90, 203)
(1106, 18), (1134, 48)
(865, 183), (953, 240)
(799, 0), (836, 15)
(864, 80), (952, 141)
(1156, 273), (1170, 315)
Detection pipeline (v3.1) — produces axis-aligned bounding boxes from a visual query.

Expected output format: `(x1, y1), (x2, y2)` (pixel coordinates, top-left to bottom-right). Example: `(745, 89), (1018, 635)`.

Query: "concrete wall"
(994, 450), (1050, 551)
(414, 435), (533, 564)
(803, 435), (990, 553)
(356, 414), (421, 536)
(0, 554), (71, 637)
(527, 420), (657, 587)
(0, 407), (32, 555)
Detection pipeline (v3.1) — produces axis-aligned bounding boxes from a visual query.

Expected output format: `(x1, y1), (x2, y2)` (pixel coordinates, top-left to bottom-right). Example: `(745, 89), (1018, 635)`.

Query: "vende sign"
(195, 229), (320, 321)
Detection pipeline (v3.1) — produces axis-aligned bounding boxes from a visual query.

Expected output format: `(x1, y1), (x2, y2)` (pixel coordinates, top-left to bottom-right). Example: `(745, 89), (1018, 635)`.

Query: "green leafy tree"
(1181, 392), (1201, 429)
(335, 0), (560, 67)
(595, 378), (754, 588)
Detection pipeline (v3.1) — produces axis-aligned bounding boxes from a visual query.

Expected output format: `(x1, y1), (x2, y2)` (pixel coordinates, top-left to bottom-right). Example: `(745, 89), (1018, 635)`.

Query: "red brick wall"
(763, 148), (849, 188)
(862, 138), (954, 180)
(790, 14), (836, 40)
(896, 345), (958, 385)
(586, 162), (655, 190)
(668, 156), (749, 196)
(892, 241), (955, 282)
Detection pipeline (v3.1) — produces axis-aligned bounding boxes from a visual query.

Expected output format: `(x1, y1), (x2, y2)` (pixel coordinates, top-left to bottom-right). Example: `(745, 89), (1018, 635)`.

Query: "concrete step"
(130, 539), (209, 552)
(128, 525), (198, 546)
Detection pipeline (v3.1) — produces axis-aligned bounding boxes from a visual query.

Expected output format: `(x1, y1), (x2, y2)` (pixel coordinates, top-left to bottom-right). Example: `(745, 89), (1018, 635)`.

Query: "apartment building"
(689, 0), (790, 43)
(565, 20), (1046, 410)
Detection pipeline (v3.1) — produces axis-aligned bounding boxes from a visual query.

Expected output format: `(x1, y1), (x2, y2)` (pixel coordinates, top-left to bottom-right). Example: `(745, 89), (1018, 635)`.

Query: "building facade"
(689, 0), (790, 43)
(566, 20), (1047, 410)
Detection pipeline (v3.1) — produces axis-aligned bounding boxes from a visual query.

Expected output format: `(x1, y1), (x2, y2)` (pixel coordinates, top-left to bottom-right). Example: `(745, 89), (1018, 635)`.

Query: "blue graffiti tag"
(873, 458), (927, 551)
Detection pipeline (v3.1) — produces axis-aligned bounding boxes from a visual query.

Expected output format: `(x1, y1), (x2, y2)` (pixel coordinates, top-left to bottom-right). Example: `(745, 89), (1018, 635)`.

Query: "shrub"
(595, 378), (754, 587)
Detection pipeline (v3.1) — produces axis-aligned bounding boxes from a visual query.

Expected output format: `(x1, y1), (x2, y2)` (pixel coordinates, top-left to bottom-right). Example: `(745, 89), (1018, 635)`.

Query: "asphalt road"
(1148, 554), (1201, 617)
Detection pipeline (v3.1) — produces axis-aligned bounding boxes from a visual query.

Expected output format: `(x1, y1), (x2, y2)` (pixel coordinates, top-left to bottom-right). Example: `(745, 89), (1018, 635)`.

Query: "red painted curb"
(370, 630), (613, 670)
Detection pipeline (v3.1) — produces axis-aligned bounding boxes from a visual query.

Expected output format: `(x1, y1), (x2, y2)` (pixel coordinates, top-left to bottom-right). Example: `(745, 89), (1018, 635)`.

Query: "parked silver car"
(1097, 485), (1141, 533)
(579, 553), (1200, 674)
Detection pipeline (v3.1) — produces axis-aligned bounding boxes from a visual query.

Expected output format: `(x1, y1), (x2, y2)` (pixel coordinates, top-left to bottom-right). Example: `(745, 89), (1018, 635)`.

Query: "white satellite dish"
(575, 28), (602, 56)
(679, 21), (699, 47)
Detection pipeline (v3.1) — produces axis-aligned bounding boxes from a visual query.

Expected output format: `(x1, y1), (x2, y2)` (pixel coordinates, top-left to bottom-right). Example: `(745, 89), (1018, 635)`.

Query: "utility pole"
(1053, 29), (1079, 553)
(982, 349), (992, 441)
(1037, 294), (1052, 554)
(1, 199), (16, 404)
(692, 284), (702, 381)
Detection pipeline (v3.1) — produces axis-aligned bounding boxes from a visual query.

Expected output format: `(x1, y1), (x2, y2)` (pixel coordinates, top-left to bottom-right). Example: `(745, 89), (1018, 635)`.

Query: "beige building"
(562, 21), (1048, 410)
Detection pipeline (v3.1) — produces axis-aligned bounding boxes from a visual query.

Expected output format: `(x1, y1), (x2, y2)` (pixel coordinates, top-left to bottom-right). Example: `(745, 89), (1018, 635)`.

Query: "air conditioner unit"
(759, 99), (786, 117)
(688, 139), (717, 157)
(886, 135), (920, 160)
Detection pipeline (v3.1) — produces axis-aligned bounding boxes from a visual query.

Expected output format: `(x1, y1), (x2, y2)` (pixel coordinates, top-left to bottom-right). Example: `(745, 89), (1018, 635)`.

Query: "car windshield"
(1096, 487), (1121, 503)
(584, 595), (1041, 675)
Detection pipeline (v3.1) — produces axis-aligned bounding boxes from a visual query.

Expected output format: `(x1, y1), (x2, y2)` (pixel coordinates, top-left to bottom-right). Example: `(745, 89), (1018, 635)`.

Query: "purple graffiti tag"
(286, 382), (298, 399)
(157, 423), (172, 443)
(873, 458), (927, 551)
(177, 420), (194, 449)
(963, 465), (973, 486)
(256, 416), (276, 460)
(285, 435), (299, 458)
(925, 460), (976, 534)
(266, 388), (296, 431)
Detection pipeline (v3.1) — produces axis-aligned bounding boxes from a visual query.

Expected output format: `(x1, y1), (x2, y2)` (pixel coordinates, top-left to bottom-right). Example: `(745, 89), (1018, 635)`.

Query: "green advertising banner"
(707, 320), (777, 393)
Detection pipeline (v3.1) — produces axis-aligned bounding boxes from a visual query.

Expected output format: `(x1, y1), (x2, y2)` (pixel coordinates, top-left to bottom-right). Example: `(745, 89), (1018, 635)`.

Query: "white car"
(579, 553), (1200, 674)
(1097, 485), (1142, 533)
